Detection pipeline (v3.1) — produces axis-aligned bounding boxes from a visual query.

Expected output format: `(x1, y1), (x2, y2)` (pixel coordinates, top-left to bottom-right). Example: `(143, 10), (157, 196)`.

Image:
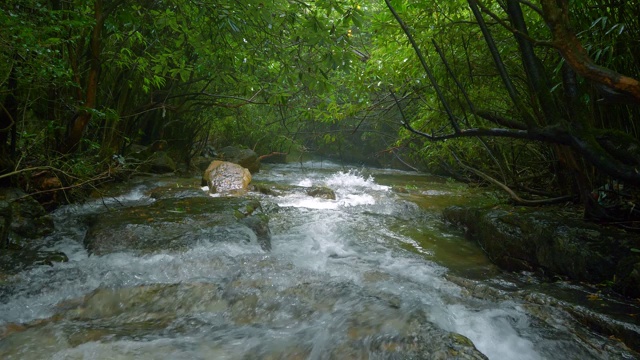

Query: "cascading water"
(0, 161), (637, 359)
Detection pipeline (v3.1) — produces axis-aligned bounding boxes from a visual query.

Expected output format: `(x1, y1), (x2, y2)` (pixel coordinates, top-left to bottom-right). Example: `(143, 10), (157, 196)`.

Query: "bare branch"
(451, 151), (572, 205)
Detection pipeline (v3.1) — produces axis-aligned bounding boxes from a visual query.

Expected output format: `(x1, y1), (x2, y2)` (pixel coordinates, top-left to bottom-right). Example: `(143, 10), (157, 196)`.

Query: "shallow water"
(0, 161), (638, 359)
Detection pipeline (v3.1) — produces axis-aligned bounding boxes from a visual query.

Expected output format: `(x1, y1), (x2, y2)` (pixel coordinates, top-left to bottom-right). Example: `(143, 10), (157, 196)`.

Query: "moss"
(443, 205), (639, 298)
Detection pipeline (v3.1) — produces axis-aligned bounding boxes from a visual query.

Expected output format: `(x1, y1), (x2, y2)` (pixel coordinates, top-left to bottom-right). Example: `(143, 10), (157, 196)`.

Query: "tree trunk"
(0, 59), (18, 177)
(61, 0), (105, 153)
(506, 0), (558, 125)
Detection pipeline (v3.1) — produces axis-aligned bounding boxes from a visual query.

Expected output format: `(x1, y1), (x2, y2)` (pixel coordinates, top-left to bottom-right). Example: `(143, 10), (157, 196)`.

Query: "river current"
(0, 161), (638, 359)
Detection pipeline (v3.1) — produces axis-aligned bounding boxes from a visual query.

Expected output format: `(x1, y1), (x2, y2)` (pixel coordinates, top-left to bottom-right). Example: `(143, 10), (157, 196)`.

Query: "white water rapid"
(0, 161), (637, 359)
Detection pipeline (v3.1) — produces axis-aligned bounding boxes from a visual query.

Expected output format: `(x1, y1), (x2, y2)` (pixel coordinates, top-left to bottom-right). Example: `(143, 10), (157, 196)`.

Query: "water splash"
(1, 164), (634, 360)
(277, 170), (388, 209)
(325, 170), (390, 192)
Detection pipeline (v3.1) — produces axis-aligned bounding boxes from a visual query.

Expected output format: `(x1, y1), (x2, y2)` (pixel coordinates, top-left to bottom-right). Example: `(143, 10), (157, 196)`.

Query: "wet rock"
(148, 151), (176, 174)
(306, 186), (336, 200)
(0, 189), (63, 274)
(202, 160), (252, 194)
(0, 188), (54, 244)
(0, 246), (68, 274)
(84, 196), (271, 255)
(2, 278), (486, 359)
(191, 155), (214, 171)
(125, 142), (177, 174)
(239, 215), (271, 251)
(445, 273), (640, 357)
(442, 205), (640, 298)
(146, 180), (209, 200)
(218, 146), (260, 173)
(250, 183), (279, 196)
(615, 255), (640, 298)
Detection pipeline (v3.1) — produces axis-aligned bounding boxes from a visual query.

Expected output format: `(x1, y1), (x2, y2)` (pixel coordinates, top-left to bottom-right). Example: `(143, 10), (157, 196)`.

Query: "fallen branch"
(390, 149), (419, 172)
(452, 152), (572, 205)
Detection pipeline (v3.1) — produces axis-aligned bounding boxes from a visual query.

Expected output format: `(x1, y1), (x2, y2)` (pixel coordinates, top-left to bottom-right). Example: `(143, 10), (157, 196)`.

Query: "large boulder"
(202, 160), (251, 194)
(443, 205), (640, 298)
(218, 146), (260, 173)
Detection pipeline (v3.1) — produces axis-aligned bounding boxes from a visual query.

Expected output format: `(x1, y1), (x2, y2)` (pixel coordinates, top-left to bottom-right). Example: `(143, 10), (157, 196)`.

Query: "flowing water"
(0, 161), (638, 359)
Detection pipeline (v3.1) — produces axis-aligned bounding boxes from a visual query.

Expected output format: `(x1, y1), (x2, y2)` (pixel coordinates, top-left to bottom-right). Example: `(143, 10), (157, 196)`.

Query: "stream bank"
(442, 205), (640, 298)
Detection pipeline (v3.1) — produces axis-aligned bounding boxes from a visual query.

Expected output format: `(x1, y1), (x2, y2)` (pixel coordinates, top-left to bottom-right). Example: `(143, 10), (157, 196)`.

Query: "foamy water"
(0, 163), (634, 359)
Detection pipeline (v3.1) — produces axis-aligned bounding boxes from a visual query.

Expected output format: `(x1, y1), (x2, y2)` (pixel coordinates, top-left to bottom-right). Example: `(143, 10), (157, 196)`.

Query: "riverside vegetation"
(1, 1), (640, 358)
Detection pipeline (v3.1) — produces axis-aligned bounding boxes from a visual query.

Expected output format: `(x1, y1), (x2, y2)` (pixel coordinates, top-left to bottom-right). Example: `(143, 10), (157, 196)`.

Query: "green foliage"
(2, 0), (639, 201)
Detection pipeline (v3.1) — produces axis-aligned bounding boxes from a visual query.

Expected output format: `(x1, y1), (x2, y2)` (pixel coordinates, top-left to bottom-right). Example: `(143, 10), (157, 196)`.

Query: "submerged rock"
(443, 205), (640, 298)
(1, 275), (487, 359)
(445, 273), (640, 357)
(239, 215), (271, 251)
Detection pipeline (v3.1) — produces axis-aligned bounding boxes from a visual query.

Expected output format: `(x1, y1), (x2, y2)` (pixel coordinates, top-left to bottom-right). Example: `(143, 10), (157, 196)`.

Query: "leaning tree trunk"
(540, 0), (640, 102)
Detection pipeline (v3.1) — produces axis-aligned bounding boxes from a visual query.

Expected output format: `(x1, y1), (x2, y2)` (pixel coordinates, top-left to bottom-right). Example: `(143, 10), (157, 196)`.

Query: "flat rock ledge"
(442, 205), (640, 298)
(84, 197), (271, 255)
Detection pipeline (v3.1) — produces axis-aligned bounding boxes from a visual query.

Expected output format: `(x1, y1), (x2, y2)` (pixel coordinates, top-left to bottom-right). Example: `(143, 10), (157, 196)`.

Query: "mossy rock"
(84, 196), (271, 255)
(0, 246), (68, 274)
(306, 186), (336, 200)
(443, 205), (640, 298)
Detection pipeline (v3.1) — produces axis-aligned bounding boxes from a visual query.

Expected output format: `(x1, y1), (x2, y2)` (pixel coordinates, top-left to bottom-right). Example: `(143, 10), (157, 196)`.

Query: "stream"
(0, 161), (638, 359)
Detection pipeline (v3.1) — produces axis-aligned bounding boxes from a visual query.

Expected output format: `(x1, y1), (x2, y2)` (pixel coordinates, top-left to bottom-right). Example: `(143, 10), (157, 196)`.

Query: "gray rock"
(306, 186), (336, 200)
(202, 160), (251, 194)
(0, 189), (62, 275)
(218, 146), (260, 173)
(239, 215), (271, 251)
(124, 142), (177, 174)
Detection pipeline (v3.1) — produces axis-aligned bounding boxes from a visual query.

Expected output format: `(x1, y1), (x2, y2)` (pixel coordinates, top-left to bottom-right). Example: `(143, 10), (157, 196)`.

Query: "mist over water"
(0, 162), (636, 359)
